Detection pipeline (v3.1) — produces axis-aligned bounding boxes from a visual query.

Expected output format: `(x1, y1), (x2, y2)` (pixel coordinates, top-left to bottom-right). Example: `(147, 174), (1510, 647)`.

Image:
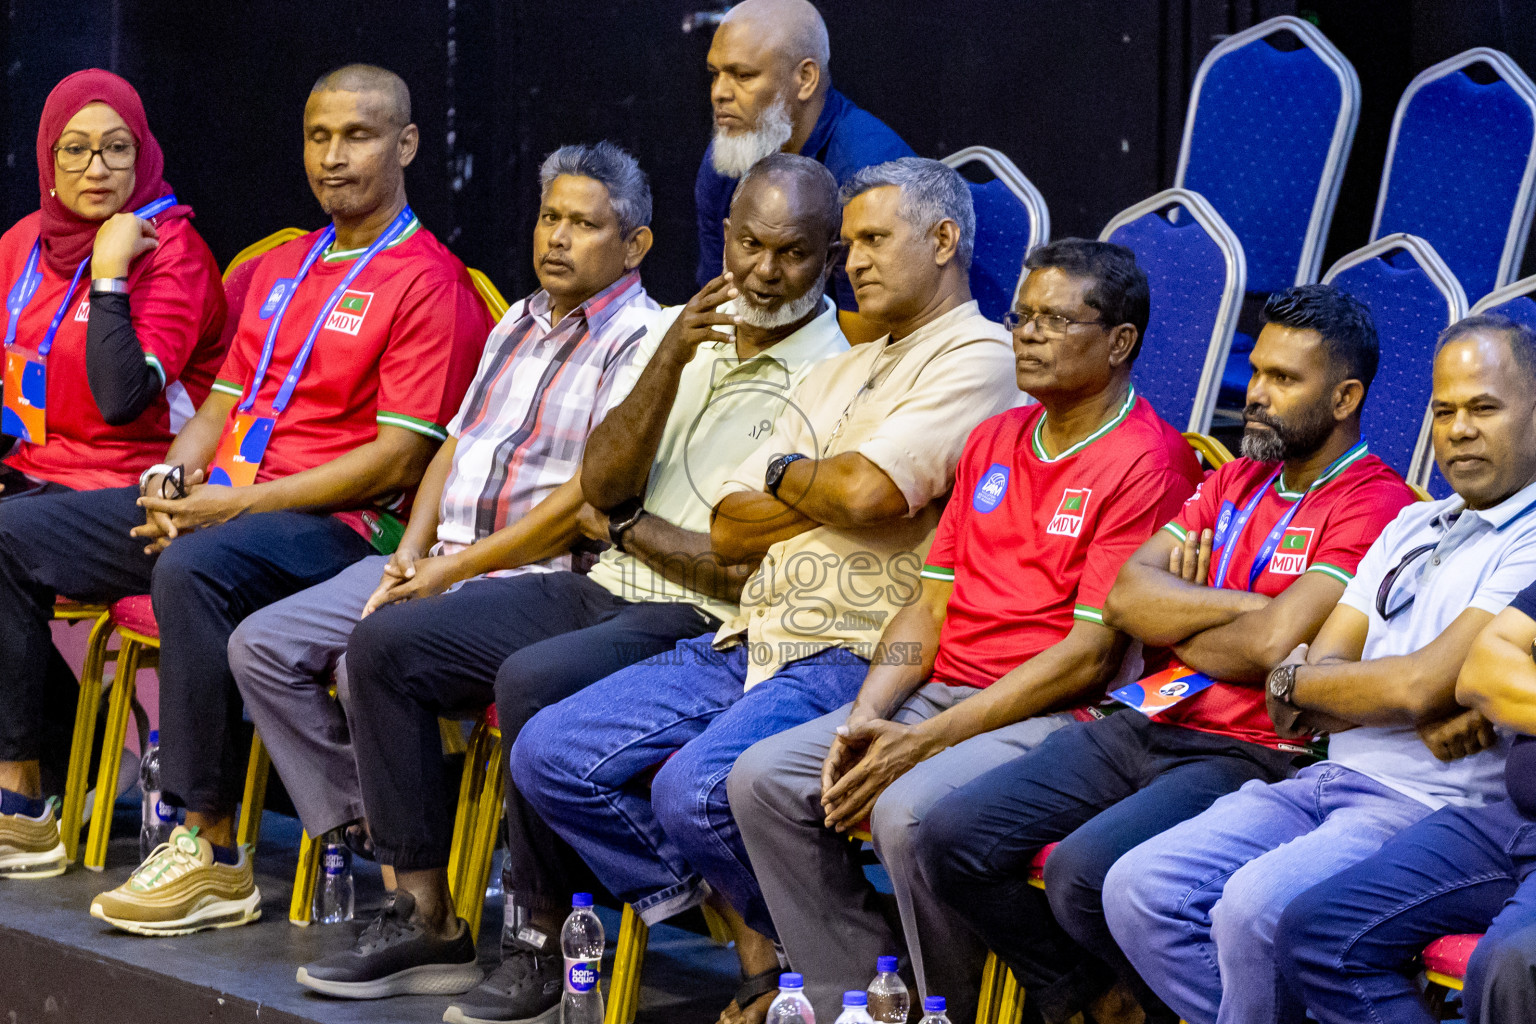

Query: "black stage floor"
(0, 805), (740, 1024)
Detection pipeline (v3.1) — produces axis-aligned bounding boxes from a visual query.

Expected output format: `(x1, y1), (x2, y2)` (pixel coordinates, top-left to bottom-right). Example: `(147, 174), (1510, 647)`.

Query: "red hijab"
(35, 69), (190, 276)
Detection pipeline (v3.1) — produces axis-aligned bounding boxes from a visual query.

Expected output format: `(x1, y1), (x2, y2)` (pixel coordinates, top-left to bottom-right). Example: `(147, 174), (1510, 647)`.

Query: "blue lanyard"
(1212, 441), (1367, 592)
(237, 205), (414, 415)
(3, 193), (180, 359)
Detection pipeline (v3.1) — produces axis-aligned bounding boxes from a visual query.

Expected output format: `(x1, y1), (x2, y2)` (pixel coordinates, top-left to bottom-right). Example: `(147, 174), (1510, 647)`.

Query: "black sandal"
(731, 967), (782, 1013)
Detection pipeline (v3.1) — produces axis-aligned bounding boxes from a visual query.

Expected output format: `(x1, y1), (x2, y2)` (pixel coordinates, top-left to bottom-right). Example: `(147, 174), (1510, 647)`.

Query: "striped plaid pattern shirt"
(433, 270), (656, 570)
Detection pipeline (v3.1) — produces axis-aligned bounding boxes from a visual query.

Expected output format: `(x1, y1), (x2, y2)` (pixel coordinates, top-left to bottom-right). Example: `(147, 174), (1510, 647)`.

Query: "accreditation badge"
(1, 350), (47, 443)
(1110, 662), (1218, 717)
(208, 412), (276, 488)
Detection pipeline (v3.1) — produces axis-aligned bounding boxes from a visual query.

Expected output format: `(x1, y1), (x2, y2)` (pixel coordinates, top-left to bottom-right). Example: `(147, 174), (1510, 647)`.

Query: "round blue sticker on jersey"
(973, 464), (1010, 513)
(259, 279), (295, 320)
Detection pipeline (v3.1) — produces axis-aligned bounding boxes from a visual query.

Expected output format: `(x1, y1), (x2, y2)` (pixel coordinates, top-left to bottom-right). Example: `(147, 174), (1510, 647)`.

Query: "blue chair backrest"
(1180, 17), (1358, 292)
(943, 147), (1049, 323)
(1375, 49), (1536, 302)
(1323, 235), (1467, 494)
(969, 178), (1037, 322)
(1470, 274), (1536, 334)
(1484, 294), (1536, 332)
(1102, 189), (1244, 432)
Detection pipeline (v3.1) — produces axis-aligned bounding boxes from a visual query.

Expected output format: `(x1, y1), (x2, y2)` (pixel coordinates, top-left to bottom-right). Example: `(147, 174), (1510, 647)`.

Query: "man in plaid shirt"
(225, 139), (658, 897)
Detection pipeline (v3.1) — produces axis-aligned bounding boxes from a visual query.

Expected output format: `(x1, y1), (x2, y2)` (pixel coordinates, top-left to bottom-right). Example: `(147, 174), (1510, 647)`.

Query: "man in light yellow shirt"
(515, 157), (1022, 1023)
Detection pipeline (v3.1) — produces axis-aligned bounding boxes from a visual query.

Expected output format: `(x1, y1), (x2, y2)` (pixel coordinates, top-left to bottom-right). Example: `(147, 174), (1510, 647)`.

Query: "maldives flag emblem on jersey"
(1270, 526), (1314, 575)
(324, 290), (374, 335)
(1046, 488), (1092, 537)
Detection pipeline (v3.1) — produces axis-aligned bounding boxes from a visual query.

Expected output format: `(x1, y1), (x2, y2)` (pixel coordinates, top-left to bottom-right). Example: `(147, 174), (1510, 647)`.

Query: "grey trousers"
(729, 684), (1075, 1024)
(227, 555), (389, 837)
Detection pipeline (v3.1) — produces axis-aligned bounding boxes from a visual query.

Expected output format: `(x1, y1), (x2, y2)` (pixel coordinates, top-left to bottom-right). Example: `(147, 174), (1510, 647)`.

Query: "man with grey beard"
(695, 0), (910, 309)
(312, 151), (848, 1024)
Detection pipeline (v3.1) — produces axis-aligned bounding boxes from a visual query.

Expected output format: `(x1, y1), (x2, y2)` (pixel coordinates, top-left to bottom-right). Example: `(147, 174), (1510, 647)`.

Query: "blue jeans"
(1276, 798), (1536, 1024)
(913, 711), (1295, 1024)
(512, 638), (868, 934)
(1103, 763), (1431, 1024)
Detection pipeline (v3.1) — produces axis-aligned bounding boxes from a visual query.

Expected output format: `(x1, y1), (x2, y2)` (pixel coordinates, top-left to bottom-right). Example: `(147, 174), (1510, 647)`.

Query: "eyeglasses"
(1003, 309), (1105, 336)
(154, 464), (188, 501)
(53, 139), (137, 174)
(1375, 543), (1435, 621)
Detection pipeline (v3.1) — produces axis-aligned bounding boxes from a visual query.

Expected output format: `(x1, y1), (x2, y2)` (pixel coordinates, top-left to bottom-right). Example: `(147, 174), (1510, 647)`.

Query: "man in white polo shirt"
(1106, 313), (1536, 1024)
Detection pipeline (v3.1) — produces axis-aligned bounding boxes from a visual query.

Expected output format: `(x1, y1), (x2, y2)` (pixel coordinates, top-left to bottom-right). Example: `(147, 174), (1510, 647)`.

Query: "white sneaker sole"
(443, 1001), (560, 1024)
(0, 840), (67, 879)
(90, 887), (263, 936)
(297, 961), (484, 1000)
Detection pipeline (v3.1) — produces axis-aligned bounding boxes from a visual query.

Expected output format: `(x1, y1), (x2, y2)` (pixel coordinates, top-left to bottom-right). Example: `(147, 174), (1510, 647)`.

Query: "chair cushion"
(110, 595), (158, 640)
(1028, 842), (1060, 882)
(1423, 933), (1483, 979)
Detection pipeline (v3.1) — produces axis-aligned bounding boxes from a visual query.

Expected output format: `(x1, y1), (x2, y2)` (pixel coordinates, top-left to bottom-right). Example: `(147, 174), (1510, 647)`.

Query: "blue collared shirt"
(1330, 476), (1536, 809)
(694, 88), (912, 307)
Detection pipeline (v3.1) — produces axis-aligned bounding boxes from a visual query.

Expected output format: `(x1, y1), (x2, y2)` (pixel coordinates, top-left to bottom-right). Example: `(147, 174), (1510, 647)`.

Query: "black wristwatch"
(1266, 663), (1308, 737)
(764, 453), (808, 499)
(607, 498), (647, 551)
(1267, 663), (1299, 705)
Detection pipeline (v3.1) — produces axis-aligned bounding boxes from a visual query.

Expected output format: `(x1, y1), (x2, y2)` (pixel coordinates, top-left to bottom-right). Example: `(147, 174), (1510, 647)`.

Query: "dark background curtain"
(4, 0), (1534, 308)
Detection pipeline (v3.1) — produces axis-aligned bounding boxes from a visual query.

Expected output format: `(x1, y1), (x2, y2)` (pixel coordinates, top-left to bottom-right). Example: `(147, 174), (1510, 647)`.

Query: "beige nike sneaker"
(0, 797), (66, 879)
(90, 826), (261, 936)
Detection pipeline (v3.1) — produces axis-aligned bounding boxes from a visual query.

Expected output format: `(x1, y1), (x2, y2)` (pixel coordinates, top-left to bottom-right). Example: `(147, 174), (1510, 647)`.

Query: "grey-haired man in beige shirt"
(514, 157), (1021, 1024)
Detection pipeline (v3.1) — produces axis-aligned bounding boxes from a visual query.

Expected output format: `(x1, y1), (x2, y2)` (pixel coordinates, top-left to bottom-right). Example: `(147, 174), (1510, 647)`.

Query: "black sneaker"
(442, 949), (562, 1024)
(296, 891), (483, 999)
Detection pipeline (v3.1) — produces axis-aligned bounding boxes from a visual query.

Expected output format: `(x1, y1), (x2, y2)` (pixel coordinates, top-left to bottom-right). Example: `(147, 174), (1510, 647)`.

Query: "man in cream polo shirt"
(516, 157), (1022, 1022)
(305, 153), (848, 1018)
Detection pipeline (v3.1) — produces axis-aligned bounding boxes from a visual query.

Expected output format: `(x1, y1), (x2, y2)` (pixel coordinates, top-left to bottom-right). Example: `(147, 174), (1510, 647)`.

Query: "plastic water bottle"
(138, 730), (176, 861)
(560, 893), (605, 1024)
(767, 973), (816, 1024)
(867, 956), (910, 1022)
(918, 995), (951, 1023)
(835, 990), (875, 1023)
(316, 843), (355, 923)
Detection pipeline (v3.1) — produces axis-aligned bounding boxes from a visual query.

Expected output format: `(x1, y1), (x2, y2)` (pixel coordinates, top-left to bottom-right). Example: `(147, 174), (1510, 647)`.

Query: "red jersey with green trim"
(1156, 450), (1414, 748)
(210, 218), (490, 540)
(922, 390), (1201, 689)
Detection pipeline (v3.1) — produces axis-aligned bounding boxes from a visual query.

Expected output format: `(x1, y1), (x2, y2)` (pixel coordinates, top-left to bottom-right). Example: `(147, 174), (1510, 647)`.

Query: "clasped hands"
(132, 468), (250, 555)
(819, 712), (943, 833)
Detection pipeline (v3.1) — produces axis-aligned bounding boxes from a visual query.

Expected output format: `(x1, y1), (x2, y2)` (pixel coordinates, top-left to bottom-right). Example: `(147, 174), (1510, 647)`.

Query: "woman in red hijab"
(0, 68), (227, 493)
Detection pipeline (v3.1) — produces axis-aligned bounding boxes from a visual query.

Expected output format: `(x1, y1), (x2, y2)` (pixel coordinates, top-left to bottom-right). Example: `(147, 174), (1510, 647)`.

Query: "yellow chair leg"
(448, 720), (490, 906)
(700, 901), (733, 946)
(459, 731), (506, 938)
(236, 730), (270, 850)
(289, 829), (322, 925)
(83, 638), (142, 871)
(59, 611), (114, 863)
(606, 903), (649, 1024)
(997, 964), (1024, 1024)
(975, 951), (1005, 1024)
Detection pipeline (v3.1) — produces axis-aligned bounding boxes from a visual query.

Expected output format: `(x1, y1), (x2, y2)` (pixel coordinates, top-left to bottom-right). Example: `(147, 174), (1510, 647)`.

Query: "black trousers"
(0, 485), (371, 812)
(343, 569), (717, 904)
(0, 465), (75, 796)
(914, 711), (1296, 1024)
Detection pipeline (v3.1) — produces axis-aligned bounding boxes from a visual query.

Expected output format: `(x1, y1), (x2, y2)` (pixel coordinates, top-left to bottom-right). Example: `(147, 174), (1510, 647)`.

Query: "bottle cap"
(779, 972), (804, 989)
(571, 892), (594, 908)
(877, 955), (899, 973)
(148, 729), (159, 744)
(924, 996), (947, 1013)
(842, 991), (868, 1007)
